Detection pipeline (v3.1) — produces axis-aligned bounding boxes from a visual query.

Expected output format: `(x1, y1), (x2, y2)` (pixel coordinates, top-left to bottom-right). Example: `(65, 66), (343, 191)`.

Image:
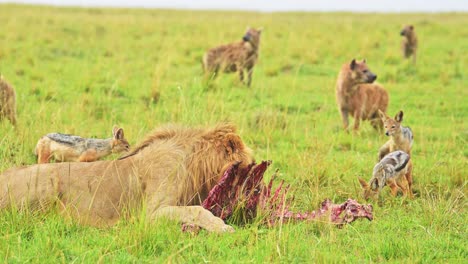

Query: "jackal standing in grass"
(378, 110), (413, 159)
(202, 27), (262, 87)
(0, 75), (16, 126)
(377, 110), (414, 197)
(35, 126), (130, 163)
(359, 150), (411, 200)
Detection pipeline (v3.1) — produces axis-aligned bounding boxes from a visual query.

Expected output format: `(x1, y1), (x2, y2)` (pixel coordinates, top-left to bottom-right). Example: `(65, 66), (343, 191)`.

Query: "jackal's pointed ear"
(370, 178), (379, 190)
(350, 59), (357, 70)
(358, 178), (369, 188)
(362, 58), (367, 64)
(113, 126), (124, 140)
(223, 133), (244, 155)
(378, 109), (387, 120)
(395, 111), (404, 123)
(112, 125), (119, 135)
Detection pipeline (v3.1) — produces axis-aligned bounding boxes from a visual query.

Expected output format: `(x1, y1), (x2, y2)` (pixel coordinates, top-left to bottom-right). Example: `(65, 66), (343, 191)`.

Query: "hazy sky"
(1, 0), (467, 12)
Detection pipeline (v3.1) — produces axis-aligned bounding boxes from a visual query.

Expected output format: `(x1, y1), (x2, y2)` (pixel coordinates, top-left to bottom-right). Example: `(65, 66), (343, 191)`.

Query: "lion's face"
(219, 133), (255, 173)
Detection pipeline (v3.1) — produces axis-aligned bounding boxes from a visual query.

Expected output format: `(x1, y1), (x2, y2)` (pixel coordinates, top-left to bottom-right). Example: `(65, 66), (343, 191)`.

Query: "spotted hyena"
(202, 27), (262, 87)
(400, 25), (418, 64)
(0, 76), (17, 126)
(335, 59), (389, 131)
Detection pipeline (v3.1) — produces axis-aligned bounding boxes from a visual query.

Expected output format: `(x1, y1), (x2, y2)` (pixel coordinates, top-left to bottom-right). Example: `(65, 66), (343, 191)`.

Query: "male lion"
(0, 123), (254, 232)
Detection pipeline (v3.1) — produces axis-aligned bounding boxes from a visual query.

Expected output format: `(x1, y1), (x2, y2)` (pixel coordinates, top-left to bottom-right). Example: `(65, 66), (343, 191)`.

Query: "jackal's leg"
(37, 149), (52, 164)
(396, 177), (411, 198)
(387, 179), (399, 197)
(148, 205), (234, 233)
(405, 162), (414, 198)
(78, 150), (98, 162)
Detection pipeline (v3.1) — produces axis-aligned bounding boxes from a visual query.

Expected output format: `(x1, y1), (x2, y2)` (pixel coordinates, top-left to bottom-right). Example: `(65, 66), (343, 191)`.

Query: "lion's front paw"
(220, 224), (235, 233)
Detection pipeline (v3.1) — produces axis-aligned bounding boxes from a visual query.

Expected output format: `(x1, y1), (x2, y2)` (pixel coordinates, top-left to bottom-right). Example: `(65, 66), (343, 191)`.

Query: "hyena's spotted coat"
(400, 25), (418, 64)
(335, 59), (389, 131)
(203, 28), (262, 87)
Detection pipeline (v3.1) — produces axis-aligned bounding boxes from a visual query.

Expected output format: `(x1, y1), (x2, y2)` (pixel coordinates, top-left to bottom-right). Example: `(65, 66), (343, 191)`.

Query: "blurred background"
(1, 0), (468, 12)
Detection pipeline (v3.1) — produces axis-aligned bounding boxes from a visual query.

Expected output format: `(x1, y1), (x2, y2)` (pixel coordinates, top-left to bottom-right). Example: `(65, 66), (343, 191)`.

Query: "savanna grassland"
(0, 4), (467, 263)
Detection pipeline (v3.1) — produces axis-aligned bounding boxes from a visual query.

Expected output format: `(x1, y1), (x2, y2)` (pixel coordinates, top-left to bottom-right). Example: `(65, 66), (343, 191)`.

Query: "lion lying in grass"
(0, 123), (254, 232)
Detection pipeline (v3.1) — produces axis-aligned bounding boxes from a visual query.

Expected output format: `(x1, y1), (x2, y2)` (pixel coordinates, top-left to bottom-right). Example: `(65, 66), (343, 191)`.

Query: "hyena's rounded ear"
(223, 133), (244, 155)
(358, 178), (369, 188)
(350, 59), (357, 70)
(409, 25), (414, 30)
(395, 111), (404, 123)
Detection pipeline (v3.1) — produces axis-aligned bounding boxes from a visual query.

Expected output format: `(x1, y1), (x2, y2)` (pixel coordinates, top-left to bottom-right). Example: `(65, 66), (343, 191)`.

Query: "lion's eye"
(392, 125), (395, 128)
(363, 70), (368, 73)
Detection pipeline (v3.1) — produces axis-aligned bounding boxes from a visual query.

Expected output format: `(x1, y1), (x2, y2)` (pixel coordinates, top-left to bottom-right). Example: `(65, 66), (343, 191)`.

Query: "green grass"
(0, 4), (467, 263)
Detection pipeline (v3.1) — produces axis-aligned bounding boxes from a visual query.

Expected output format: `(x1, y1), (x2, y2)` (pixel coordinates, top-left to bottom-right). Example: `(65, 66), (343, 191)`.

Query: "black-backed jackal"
(35, 126), (130, 163)
(359, 150), (411, 200)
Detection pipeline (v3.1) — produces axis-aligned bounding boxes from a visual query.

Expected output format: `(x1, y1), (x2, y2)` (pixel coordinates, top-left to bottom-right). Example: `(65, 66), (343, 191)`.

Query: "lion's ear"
(223, 134), (244, 154)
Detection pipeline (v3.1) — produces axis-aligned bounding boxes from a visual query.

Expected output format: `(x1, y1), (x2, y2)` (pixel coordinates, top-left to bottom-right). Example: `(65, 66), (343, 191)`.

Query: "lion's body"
(0, 124), (254, 232)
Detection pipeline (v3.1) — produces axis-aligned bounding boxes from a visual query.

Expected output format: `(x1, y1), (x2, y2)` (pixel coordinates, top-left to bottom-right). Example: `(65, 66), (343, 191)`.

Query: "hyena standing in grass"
(35, 126), (130, 163)
(358, 150), (411, 200)
(376, 110), (414, 197)
(202, 27), (262, 87)
(0, 75), (17, 126)
(400, 25), (418, 64)
(335, 59), (389, 131)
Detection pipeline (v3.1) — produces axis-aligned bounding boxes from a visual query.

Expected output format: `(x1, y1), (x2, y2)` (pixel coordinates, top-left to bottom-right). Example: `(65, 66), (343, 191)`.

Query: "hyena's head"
(358, 177), (380, 200)
(242, 27), (262, 48)
(400, 25), (415, 37)
(111, 126), (130, 153)
(379, 110), (403, 137)
(349, 59), (377, 84)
